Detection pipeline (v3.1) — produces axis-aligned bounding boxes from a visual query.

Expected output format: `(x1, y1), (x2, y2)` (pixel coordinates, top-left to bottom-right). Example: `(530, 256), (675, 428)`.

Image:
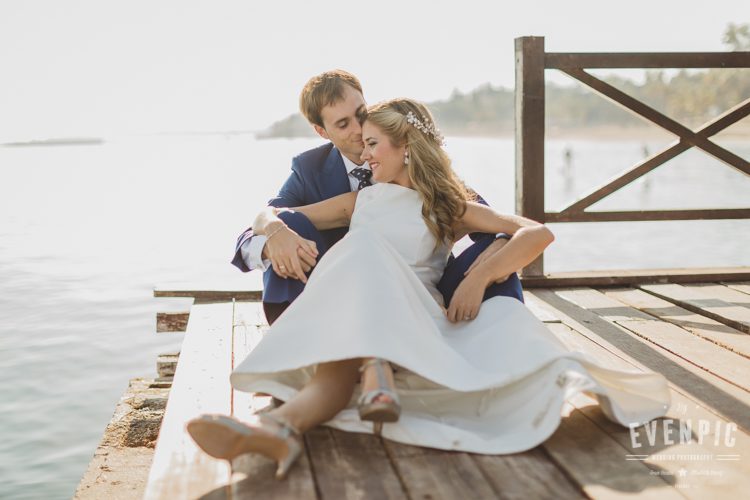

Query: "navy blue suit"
(231, 142), (523, 309)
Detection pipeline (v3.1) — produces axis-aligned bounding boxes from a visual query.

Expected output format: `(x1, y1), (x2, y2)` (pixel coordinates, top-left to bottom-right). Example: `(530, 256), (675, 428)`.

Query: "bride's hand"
(264, 226), (318, 283)
(446, 273), (488, 323)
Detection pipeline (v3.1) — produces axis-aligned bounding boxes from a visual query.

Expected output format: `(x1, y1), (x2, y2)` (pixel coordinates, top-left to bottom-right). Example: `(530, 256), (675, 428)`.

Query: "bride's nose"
(360, 147), (370, 163)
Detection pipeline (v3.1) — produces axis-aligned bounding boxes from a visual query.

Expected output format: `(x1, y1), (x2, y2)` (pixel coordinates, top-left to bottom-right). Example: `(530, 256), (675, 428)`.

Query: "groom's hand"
(265, 227), (318, 283)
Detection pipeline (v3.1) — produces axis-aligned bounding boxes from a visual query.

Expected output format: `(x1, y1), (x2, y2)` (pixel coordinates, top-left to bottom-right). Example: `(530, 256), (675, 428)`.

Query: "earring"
(404, 150), (409, 165)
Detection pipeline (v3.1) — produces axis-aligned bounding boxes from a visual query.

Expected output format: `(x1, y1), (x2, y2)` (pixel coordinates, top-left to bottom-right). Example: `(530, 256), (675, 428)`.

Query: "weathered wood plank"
(154, 287), (262, 301)
(306, 428), (406, 499)
(545, 208), (750, 223)
(520, 267), (750, 288)
(545, 321), (750, 498)
(555, 288), (750, 392)
(515, 35), (546, 277)
(526, 290), (750, 432)
(604, 288), (750, 359)
(639, 283), (750, 333)
(544, 403), (681, 499)
(144, 302), (234, 499)
(545, 51), (750, 69)
(687, 283), (750, 308)
(227, 301), (318, 498)
(384, 441), (499, 499)
(524, 294), (561, 323)
(471, 448), (585, 499)
(156, 312), (189, 333)
(156, 353), (179, 378)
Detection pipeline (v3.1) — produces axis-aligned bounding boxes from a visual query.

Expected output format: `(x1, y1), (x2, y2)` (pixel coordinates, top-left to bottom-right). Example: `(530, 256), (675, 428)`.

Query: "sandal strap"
(358, 388), (401, 406)
(259, 413), (301, 439)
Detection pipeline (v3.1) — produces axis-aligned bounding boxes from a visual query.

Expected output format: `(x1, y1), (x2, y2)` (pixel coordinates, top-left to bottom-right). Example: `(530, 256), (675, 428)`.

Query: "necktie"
(350, 167), (373, 190)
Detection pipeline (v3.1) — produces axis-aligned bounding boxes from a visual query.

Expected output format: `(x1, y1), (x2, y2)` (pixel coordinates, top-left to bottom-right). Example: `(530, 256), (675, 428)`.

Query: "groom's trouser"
(261, 212), (524, 325)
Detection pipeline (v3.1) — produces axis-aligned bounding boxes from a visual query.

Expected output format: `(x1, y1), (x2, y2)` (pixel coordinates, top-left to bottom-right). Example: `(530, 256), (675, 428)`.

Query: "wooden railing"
(515, 36), (750, 277)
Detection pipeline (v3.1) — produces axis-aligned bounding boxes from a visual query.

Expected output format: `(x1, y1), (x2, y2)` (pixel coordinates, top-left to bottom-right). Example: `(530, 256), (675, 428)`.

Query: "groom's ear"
(313, 124), (330, 140)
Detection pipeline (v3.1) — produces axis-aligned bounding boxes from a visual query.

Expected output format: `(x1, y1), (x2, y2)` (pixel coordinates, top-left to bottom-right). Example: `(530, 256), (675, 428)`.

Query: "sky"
(0, 0), (747, 141)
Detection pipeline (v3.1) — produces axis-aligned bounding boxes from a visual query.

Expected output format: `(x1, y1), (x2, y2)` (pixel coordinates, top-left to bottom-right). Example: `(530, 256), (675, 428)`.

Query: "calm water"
(1, 134), (748, 499)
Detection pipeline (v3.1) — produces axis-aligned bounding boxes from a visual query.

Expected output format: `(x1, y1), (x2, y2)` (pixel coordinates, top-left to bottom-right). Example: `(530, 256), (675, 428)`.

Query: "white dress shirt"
(241, 154), (371, 271)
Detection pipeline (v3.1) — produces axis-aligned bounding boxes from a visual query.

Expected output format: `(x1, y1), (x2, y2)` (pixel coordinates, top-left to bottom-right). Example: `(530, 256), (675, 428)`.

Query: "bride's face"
(361, 121), (410, 187)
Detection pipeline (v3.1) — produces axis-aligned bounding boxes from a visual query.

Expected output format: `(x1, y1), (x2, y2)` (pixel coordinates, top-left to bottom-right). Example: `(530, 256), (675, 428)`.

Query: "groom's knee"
(438, 236), (524, 305)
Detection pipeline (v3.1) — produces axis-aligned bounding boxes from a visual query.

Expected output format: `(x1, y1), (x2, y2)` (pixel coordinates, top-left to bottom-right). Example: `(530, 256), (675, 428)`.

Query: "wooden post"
(515, 36), (546, 277)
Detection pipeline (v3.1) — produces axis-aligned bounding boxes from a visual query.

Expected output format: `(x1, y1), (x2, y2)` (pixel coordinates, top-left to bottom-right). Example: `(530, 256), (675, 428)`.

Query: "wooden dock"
(144, 279), (750, 499)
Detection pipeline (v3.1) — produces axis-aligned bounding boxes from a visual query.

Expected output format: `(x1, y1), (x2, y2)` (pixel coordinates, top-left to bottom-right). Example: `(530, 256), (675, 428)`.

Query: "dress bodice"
(349, 183), (451, 304)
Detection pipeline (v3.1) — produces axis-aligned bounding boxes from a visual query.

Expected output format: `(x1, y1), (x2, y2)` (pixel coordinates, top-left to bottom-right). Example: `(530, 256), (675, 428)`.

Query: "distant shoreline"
(2, 137), (104, 147)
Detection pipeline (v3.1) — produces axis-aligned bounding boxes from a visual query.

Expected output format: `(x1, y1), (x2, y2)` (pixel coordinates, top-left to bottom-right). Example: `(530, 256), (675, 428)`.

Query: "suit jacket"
(231, 142), (491, 272)
(231, 143), (350, 272)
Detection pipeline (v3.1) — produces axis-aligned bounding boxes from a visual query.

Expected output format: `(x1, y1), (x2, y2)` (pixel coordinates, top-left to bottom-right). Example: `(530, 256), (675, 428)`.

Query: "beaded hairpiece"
(405, 111), (445, 146)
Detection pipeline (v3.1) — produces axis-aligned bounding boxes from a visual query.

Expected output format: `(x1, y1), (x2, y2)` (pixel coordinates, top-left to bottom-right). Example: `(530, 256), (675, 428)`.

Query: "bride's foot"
(186, 413), (302, 479)
(358, 358), (401, 434)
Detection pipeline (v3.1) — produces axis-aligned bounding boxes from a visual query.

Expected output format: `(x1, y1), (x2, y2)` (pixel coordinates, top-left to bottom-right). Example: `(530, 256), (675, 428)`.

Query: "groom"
(232, 70), (523, 325)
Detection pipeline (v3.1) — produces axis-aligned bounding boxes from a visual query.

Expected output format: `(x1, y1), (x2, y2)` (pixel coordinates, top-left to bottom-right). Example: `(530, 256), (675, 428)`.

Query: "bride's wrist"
(265, 221), (288, 240)
(465, 266), (492, 289)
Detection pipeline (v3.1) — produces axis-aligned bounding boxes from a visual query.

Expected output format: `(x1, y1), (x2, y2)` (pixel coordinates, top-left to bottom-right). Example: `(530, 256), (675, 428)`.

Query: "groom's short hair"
(299, 70), (363, 128)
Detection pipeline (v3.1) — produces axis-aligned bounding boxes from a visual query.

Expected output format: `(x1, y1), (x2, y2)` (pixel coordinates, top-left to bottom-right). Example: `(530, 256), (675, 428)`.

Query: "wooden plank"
(639, 283), (750, 333)
(688, 283), (750, 308)
(545, 321), (750, 498)
(521, 267), (750, 288)
(555, 288), (750, 392)
(228, 301), (318, 498)
(156, 312), (189, 333)
(543, 404), (681, 499)
(604, 288), (750, 359)
(144, 301), (234, 499)
(525, 294), (562, 323)
(156, 353), (179, 378)
(545, 51), (750, 69)
(154, 287), (262, 301)
(526, 290), (750, 432)
(383, 441), (499, 499)
(306, 428), (406, 499)
(515, 35), (546, 277)
(471, 448), (585, 499)
(545, 208), (750, 223)
(724, 281), (750, 296)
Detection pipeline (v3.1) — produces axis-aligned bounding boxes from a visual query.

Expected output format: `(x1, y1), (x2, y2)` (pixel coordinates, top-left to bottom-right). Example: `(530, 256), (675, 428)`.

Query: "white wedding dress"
(231, 182), (670, 454)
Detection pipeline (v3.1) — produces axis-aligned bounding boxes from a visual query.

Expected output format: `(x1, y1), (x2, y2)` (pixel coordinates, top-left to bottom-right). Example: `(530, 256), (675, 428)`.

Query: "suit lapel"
(321, 145), (351, 200)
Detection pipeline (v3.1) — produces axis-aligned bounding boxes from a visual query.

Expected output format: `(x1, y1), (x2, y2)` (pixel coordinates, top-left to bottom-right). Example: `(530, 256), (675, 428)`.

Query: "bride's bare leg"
(269, 358), (361, 432)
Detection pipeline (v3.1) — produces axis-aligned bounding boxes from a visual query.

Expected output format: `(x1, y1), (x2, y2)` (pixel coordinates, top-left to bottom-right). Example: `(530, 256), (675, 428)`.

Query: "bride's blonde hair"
(363, 98), (473, 246)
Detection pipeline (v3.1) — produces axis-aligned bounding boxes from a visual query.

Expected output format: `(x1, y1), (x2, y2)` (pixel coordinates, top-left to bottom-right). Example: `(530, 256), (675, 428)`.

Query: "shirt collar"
(341, 153), (370, 175)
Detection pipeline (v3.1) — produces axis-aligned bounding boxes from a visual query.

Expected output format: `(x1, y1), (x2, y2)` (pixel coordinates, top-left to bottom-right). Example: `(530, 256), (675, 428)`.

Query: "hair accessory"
(405, 111), (445, 145)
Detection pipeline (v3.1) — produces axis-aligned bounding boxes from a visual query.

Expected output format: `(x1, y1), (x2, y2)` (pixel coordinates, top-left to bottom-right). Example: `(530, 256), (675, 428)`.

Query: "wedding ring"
(463, 316), (471, 320)
(279, 265), (286, 270)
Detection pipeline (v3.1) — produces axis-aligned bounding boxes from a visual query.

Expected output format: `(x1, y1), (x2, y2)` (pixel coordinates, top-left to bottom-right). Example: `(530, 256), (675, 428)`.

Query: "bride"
(187, 98), (670, 480)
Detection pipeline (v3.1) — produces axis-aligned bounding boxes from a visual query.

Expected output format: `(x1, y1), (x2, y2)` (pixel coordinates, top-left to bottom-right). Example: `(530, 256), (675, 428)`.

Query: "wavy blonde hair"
(363, 98), (474, 246)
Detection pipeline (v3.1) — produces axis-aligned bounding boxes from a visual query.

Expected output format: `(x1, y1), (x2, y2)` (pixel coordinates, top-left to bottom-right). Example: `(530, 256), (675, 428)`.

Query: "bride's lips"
(370, 162), (380, 171)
